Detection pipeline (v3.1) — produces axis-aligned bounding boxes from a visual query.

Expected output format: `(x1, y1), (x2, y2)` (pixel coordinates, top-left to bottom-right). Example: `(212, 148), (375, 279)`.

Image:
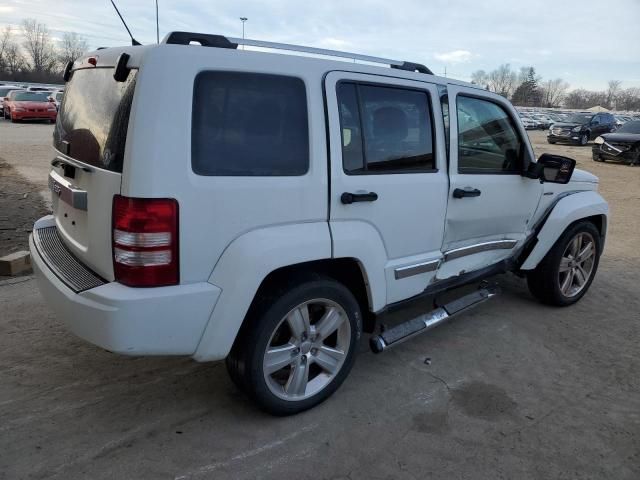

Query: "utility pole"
(240, 17), (248, 49)
(155, 0), (159, 43)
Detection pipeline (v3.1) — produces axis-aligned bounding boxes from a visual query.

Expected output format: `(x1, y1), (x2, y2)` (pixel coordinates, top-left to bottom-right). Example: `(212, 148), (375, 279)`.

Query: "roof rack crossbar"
(162, 31), (432, 74)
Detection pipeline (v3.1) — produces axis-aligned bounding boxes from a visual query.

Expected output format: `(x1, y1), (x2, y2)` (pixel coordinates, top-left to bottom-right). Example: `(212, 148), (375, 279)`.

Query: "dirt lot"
(0, 121), (639, 479)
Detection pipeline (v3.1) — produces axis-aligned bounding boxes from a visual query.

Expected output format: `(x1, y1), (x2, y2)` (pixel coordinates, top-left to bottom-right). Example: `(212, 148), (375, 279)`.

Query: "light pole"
(240, 17), (247, 49)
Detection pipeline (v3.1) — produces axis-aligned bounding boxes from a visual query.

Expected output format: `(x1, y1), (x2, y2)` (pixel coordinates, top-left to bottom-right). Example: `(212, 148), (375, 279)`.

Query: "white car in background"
(0, 85), (22, 115)
(520, 116), (538, 129)
(49, 90), (65, 111)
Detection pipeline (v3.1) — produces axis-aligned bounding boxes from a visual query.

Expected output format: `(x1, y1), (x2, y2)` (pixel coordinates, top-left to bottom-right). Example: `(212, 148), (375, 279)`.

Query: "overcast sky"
(1, 0), (639, 90)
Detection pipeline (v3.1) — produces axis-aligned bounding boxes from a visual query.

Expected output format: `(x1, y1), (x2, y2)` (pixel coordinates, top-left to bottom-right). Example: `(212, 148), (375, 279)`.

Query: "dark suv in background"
(547, 112), (616, 145)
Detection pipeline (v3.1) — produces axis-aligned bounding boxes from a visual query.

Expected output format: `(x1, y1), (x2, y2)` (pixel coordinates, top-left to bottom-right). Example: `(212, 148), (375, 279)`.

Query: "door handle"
(453, 187), (481, 199)
(341, 192), (378, 204)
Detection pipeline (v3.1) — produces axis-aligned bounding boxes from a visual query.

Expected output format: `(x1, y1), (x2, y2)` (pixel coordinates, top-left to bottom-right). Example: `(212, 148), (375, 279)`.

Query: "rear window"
(192, 72), (309, 176)
(53, 68), (137, 173)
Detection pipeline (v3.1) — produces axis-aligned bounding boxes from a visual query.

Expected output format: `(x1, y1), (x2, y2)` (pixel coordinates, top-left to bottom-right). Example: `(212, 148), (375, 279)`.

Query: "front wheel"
(226, 276), (361, 415)
(579, 133), (589, 146)
(527, 221), (601, 306)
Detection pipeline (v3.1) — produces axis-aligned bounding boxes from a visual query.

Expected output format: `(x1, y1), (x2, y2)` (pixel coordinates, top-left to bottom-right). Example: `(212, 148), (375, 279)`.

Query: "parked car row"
(0, 84), (64, 123)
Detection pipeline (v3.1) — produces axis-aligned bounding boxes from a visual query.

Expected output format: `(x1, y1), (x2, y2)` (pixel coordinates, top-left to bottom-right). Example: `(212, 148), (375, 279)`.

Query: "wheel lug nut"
(293, 348), (300, 355)
(311, 348), (317, 355)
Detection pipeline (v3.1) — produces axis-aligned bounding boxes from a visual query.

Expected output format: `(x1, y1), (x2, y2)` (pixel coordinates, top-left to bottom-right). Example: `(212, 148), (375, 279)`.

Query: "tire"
(579, 133), (588, 146)
(547, 140), (556, 144)
(226, 275), (362, 415)
(527, 221), (601, 307)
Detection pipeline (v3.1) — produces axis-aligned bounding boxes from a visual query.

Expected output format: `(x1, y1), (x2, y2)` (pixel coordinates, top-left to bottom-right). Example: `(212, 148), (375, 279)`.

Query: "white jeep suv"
(30, 32), (608, 415)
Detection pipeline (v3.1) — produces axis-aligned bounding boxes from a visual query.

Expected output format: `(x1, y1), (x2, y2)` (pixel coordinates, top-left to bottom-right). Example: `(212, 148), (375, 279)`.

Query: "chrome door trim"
(444, 239), (518, 261)
(394, 259), (440, 280)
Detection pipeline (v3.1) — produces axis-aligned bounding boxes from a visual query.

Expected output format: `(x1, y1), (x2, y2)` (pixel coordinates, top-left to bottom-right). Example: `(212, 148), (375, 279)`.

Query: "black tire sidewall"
(239, 278), (362, 415)
(532, 221), (601, 306)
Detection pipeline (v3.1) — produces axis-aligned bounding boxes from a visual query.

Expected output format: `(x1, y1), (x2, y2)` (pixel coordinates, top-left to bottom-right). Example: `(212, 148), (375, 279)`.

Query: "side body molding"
(194, 222), (332, 361)
(520, 190), (608, 270)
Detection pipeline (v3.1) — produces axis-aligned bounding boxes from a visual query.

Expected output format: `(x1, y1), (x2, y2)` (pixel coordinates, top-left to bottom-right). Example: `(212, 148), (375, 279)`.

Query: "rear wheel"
(527, 221), (601, 306)
(547, 139), (556, 144)
(226, 276), (361, 415)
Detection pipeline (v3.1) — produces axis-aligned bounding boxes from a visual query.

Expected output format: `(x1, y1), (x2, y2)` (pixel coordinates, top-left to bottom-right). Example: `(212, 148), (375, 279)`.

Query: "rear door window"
(192, 72), (309, 176)
(53, 68), (137, 173)
(336, 81), (435, 174)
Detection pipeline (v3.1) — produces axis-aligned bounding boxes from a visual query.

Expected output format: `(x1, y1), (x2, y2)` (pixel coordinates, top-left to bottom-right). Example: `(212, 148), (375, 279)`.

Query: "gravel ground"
(0, 121), (639, 480)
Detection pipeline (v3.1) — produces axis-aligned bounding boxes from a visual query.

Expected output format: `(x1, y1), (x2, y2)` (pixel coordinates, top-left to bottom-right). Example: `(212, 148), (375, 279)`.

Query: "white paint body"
(30, 41), (609, 361)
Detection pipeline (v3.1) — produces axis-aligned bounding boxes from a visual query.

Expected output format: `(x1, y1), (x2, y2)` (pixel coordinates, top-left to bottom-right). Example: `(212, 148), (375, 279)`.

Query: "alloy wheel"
(558, 232), (596, 298)
(263, 298), (351, 401)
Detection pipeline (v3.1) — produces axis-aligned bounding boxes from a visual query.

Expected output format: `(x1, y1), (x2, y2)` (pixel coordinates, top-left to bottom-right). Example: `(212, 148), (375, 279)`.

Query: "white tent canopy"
(586, 105), (610, 112)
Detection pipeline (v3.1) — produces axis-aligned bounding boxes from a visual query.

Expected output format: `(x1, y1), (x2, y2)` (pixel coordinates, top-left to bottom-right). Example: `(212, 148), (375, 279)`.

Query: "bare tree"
(486, 64), (517, 97)
(0, 27), (26, 75)
(606, 80), (622, 109)
(0, 27), (10, 68)
(540, 78), (570, 107)
(21, 19), (57, 73)
(616, 87), (640, 111)
(3, 42), (26, 75)
(58, 32), (89, 65)
(470, 69), (487, 87)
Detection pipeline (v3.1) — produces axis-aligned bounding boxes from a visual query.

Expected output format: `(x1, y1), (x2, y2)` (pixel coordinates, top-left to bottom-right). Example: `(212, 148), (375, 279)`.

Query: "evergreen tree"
(511, 67), (542, 106)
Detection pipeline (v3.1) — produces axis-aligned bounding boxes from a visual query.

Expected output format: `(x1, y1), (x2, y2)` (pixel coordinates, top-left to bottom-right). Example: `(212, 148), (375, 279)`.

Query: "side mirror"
(526, 153), (576, 184)
(48, 97), (55, 102)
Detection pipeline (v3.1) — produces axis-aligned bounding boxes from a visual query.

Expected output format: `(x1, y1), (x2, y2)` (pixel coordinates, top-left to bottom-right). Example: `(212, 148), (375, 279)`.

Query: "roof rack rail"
(162, 31), (433, 75)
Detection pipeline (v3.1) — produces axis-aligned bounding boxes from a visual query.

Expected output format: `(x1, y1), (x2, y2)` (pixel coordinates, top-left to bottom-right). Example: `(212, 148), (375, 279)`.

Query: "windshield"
(616, 121), (640, 134)
(53, 67), (137, 173)
(14, 92), (50, 102)
(565, 114), (592, 123)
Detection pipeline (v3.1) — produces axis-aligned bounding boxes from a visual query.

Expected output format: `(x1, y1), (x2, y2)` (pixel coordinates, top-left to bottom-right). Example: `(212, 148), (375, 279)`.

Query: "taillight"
(112, 195), (179, 287)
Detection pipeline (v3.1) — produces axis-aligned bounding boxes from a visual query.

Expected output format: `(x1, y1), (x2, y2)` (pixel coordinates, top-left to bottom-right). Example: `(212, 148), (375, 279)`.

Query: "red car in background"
(3, 91), (57, 123)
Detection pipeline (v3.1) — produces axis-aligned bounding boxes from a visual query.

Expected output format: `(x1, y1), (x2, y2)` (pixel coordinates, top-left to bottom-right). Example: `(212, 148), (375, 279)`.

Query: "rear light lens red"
(112, 195), (179, 287)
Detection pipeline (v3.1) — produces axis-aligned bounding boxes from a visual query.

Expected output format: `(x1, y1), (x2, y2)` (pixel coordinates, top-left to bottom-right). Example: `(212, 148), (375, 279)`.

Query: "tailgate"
(50, 64), (137, 281)
(49, 165), (121, 280)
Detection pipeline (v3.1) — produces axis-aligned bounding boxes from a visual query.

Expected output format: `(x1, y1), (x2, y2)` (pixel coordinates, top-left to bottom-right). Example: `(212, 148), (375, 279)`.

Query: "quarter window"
(192, 72), (309, 176)
(337, 82), (435, 174)
(456, 96), (523, 174)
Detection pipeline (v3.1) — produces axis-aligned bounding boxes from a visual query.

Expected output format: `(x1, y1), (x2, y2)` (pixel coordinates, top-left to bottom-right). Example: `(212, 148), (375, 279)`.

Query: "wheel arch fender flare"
(520, 190), (608, 271)
(193, 222), (333, 362)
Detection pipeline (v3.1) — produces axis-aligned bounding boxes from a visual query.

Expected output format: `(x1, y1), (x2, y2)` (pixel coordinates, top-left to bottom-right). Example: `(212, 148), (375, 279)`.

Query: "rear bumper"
(30, 217), (221, 356)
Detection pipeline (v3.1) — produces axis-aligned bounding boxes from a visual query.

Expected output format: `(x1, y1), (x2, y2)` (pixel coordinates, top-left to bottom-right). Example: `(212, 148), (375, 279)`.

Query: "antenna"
(155, 0), (159, 44)
(109, 0), (142, 46)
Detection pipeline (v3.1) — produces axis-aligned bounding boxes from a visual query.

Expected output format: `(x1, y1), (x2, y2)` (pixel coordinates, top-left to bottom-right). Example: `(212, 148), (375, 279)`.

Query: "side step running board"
(370, 283), (500, 353)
